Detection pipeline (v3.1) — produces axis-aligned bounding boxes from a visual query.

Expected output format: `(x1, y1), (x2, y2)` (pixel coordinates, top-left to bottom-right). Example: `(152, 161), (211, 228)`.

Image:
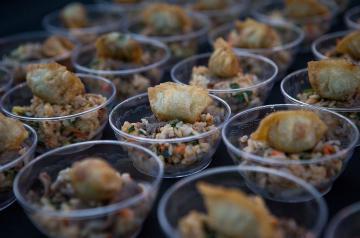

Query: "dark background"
(0, 1), (359, 237)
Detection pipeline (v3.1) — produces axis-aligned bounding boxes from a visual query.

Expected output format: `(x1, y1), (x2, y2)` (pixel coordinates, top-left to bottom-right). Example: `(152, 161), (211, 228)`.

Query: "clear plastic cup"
(312, 30), (354, 60)
(42, 4), (125, 44)
(0, 124), (37, 211)
(169, 0), (248, 26)
(0, 31), (74, 84)
(325, 202), (360, 238)
(281, 68), (360, 139)
(171, 52), (278, 114)
(13, 140), (163, 238)
(0, 66), (13, 96)
(345, 6), (360, 30)
(109, 93), (231, 178)
(222, 104), (359, 198)
(72, 34), (170, 103)
(0, 74), (116, 152)
(209, 21), (304, 78)
(158, 165), (328, 237)
(127, 11), (210, 67)
(95, 0), (147, 17)
(252, 0), (337, 50)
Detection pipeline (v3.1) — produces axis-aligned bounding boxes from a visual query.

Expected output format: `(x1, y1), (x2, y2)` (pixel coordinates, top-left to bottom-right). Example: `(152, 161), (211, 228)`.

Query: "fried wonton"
(26, 63), (85, 105)
(60, 2), (89, 29)
(209, 38), (241, 78)
(230, 19), (281, 49)
(41, 35), (75, 58)
(178, 211), (207, 238)
(335, 31), (360, 60)
(251, 110), (327, 153)
(148, 82), (212, 123)
(198, 182), (281, 238)
(95, 32), (143, 63)
(142, 4), (193, 36)
(308, 59), (360, 100)
(193, 0), (227, 11)
(285, 0), (330, 18)
(0, 113), (28, 153)
(70, 158), (123, 202)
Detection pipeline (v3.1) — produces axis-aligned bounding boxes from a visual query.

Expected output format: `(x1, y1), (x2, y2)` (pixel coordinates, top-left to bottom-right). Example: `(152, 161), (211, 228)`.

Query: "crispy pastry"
(41, 35), (74, 57)
(142, 4), (192, 36)
(70, 158), (123, 202)
(26, 62), (85, 105)
(230, 19), (281, 49)
(148, 82), (212, 123)
(251, 110), (327, 153)
(285, 0), (330, 18)
(198, 182), (281, 238)
(95, 32), (143, 63)
(178, 211), (207, 238)
(193, 0), (227, 11)
(60, 2), (88, 29)
(0, 113), (28, 153)
(208, 38), (241, 78)
(308, 59), (360, 100)
(335, 31), (360, 60)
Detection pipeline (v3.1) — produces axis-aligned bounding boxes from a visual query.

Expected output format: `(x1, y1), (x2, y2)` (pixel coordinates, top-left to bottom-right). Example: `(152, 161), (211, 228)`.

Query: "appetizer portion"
(325, 31), (360, 63)
(0, 113), (28, 154)
(27, 157), (149, 237)
(298, 59), (360, 126)
(121, 82), (222, 168)
(227, 18), (292, 74)
(179, 183), (310, 238)
(148, 82), (212, 123)
(0, 113), (29, 190)
(86, 32), (165, 101)
(228, 19), (281, 49)
(44, 2), (123, 44)
(239, 110), (344, 187)
(141, 4), (193, 36)
(190, 38), (262, 112)
(131, 3), (208, 61)
(266, 0), (332, 44)
(94, 32), (143, 64)
(12, 63), (107, 149)
(284, 0), (330, 19)
(1, 35), (74, 83)
(60, 2), (89, 29)
(0, 113), (33, 208)
(189, 0), (244, 26)
(251, 111), (327, 153)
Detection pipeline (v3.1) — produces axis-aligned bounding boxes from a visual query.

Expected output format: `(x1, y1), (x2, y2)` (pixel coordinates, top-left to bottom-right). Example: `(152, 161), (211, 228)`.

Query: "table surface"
(0, 1), (360, 238)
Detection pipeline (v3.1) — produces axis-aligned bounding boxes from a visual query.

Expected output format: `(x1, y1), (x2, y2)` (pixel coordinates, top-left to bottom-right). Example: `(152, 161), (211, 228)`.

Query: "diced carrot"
(73, 131), (88, 139)
(323, 144), (335, 155)
(270, 150), (285, 157)
(174, 144), (186, 154)
(118, 208), (134, 219)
